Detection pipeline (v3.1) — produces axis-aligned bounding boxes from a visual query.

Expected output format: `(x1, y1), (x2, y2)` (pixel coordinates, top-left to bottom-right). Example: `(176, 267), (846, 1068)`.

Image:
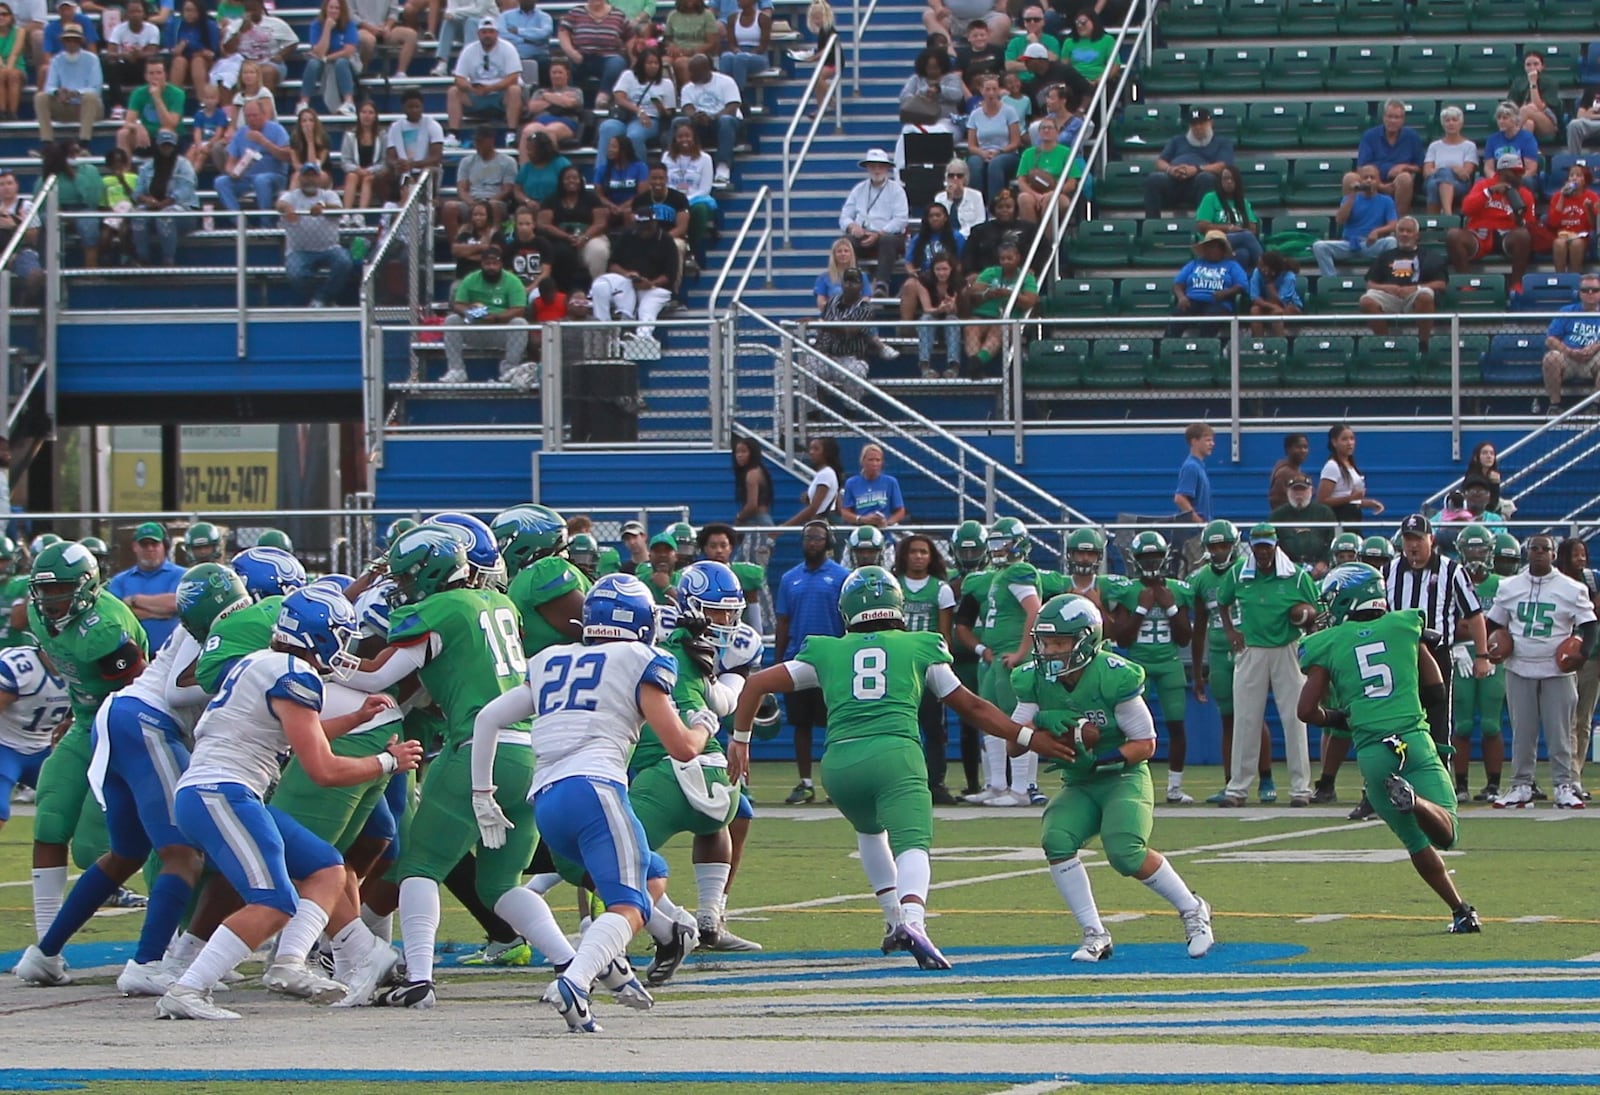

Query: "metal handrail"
(359, 174), (434, 476)
(709, 185), (772, 319)
(781, 32), (843, 245)
(1419, 389), (1600, 511)
(849, 0), (876, 95)
(0, 175), (54, 273)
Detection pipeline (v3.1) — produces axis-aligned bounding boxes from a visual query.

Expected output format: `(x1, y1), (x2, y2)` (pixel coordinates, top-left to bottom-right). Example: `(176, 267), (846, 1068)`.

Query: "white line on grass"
(982, 1080), (1078, 1095)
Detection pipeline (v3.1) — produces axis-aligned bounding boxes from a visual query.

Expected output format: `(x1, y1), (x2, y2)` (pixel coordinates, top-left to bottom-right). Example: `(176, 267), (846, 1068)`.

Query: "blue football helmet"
(677, 560), (746, 650)
(430, 512), (504, 590)
(582, 574), (658, 645)
(311, 573), (355, 594)
(232, 546), (308, 602)
(353, 582), (393, 640)
(275, 585), (362, 680)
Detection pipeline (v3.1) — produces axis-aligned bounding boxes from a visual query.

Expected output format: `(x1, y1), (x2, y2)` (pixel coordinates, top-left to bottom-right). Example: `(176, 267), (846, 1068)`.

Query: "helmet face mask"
(1129, 530), (1169, 581)
(1492, 532), (1522, 577)
(669, 521), (697, 567)
(1358, 535), (1395, 571)
(29, 542), (100, 633)
(677, 561), (746, 650)
(951, 520), (988, 572)
(1456, 524), (1493, 581)
(847, 526), (885, 569)
(987, 517), (1030, 567)
(185, 522), (223, 563)
(1032, 594), (1102, 682)
(1331, 532), (1361, 565)
(275, 587), (363, 680)
(1065, 528), (1102, 576)
(567, 533), (599, 577)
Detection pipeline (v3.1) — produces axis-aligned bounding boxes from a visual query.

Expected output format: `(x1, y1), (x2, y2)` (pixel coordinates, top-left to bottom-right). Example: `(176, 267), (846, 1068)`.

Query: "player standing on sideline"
(1012, 594), (1214, 962)
(470, 574), (703, 1034)
(948, 520), (990, 798)
(1297, 564), (1481, 933)
(891, 533), (959, 805)
(974, 517), (1045, 807)
(1451, 525), (1509, 802)
(729, 566), (1071, 969)
(774, 520), (849, 804)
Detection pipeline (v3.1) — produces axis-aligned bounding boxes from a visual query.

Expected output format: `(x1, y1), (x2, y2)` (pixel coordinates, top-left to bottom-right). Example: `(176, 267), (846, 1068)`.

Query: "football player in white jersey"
(154, 587), (421, 1021)
(471, 573), (715, 1034)
(0, 647), (70, 836)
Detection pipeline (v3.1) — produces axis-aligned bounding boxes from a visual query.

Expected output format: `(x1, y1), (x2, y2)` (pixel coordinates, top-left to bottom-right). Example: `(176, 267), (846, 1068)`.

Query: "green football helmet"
(29, 541), (100, 634)
(29, 533), (62, 558)
(839, 565), (905, 629)
(256, 529), (294, 553)
(846, 525), (885, 568)
(668, 521), (697, 565)
(382, 517), (420, 549)
(987, 517), (1031, 567)
(1129, 530), (1169, 580)
(0, 535), (20, 577)
(176, 562), (251, 641)
(490, 505), (568, 579)
(386, 525), (470, 606)
(1318, 562), (1389, 628)
(1032, 593), (1103, 682)
(78, 536), (112, 576)
(1492, 531), (1523, 577)
(185, 522), (224, 564)
(950, 520), (988, 573)
(1330, 531), (1362, 565)
(568, 532), (600, 578)
(1456, 523), (1494, 581)
(1065, 527), (1103, 576)
(1358, 535), (1395, 570)
(1201, 519), (1239, 572)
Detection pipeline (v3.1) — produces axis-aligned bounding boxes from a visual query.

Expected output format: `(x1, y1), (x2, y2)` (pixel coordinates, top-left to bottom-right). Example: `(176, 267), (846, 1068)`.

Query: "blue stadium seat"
(1511, 273), (1580, 312)
(1481, 334), (1546, 384)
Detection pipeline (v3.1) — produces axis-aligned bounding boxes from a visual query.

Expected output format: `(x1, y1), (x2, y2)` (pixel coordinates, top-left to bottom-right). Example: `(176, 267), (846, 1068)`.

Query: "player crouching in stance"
(155, 587), (423, 1020)
(729, 566), (1072, 969)
(1013, 594), (1214, 963)
(1297, 564), (1481, 934)
(471, 574), (706, 1034)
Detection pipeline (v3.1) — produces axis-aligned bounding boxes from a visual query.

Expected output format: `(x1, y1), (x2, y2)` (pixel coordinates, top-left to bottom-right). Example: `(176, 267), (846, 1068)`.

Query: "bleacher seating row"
(1161, 0), (1600, 39)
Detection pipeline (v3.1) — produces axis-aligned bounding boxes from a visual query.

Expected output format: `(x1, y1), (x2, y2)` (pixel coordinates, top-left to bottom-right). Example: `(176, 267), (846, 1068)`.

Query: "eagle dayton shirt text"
(1546, 303), (1600, 349)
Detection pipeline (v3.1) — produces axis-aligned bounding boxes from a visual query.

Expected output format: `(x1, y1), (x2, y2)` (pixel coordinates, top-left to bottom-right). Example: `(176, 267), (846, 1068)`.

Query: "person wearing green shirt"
(1004, 10), (1057, 86)
(442, 245), (530, 384)
(1268, 474), (1339, 576)
(1010, 593), (1214, 963)
(1014, 115), (1082, 223)
(893, 533), (959, 804)
(636, 532), (682, 607)
(1217, 522), (1319, 807)
(973, 517), (1042, 806)
(1450, 524), (1507, 802)
(697, 522), (766, 633)
(951, 522), (997, 800)
(965, 239), (1038, 376)
(1297, 563), (1479, 934)
(118, 58), (186, 159)
(1194, 166), (1263, 272)
(1063, 12), (1117, 83)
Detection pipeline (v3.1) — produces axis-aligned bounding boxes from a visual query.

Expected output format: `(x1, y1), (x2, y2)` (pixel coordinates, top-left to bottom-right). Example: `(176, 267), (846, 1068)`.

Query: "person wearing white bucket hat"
(839, 148), (909, 295)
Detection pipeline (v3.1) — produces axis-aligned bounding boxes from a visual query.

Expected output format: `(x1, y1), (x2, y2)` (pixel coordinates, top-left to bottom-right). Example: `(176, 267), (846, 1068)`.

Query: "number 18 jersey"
(792, 629), (955, 747)
(389, 587), (531, 746)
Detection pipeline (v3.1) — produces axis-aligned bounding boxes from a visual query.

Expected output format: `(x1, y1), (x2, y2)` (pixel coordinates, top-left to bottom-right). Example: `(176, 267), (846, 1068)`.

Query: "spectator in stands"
(0, 4), (24, 122)
(108, 522), (184, 647)
(964, 73), (1022, 203)
(662, 0), (719, 85)
(963, 238), (1036, 377)
(514, 131), (569, 204)
(1485, 101), (1539, 178)
(116, 56), (183, 159)
(1005, 6), (1056, 92)
(1509, 50), (1560, 142)
(189, 83), (229, 173)
(1269, 475), (1336, 577)
(290, 106), (334, 188)
(0, 171), (41, 299)
(935, 158), (986, 235)
(719, 0), (769, 99)
(642, 161), (690, 281)
(299, 0), (360, 116)
(1352, 98), (1423, 218)
(1547, 163), (1598, 274)
(104, 0), (161, 120)
(33, 22), (100, 147)
(1018, 39), (1089, 113)
(1542, 271), (1600, 415)
(953, 19), (1002, 94)
(1311, 164), (1397, 277)
(434, 0), (499, 78)
(558, 0), (631, 108)
(101, 147), (140, 262)
(165, 0), (220, 97)
(1193, 164), (1261, 271)
(339, 99), (389, 222)
(41, 141), (99, 265)
(665, 123), (718, 264)
(1170, 230), (1247, 337)
(793, 0), (837, 117)
(1000, 71), (1032, 126)
(386, 87), (445, 196)
(216, 99), (290, 215)
(897, 201), (964, 322)
(594, 134), (647, 223)
(591, 197), (678, 357)
(539, 163), (608, 280)
(1143, 107), (1234, 220)
(784, 436), (843, 525)
(131, 129), (197, 264)
(40, 0), (97, 88)
(1029, 80), (1080, 144)
(1013, 114), (1080, 226)
(914, 253), (963, 378)
(897, 46), (963, 161)
(1247, 249), (1302, 338)
(230, 59), (275, 122)
(1266, 432), (1311, 510)
(1465, 441), (1503, 512)
(444, 123), (517, 242)
(1174, 421), (1213, 525)
(223, 0), (298, 92)
(1448, 150), (1536, 291)
(352, 0), (418, 79)
(1062, 9), (1116, 86)
(277, 163), (354, 307)
(813, 267), (888, 400)
(1461, 478), (1506, 528)
(839, 148), (909, 294)
(506, 204), (550, 288)
(922, 0), (1008, 51)
(520, 56), (584, 147)
(1566, 82), (1600, 155)
(1318, 423), (1384, 527)
(676, 52), (742, 190)
(597, 48), (674, 163)
(452, 198), (499, 281)
(498, 0), (550, 73)
(448, 17), (524, 137)
(814, 235), (854, 311)
(965, 186), (1034, 273)
(1358, 215), (1447, 347)
(1423, 105), (1478, 216)
(442, 242), (531, 382)
(840, 443), (908, 530)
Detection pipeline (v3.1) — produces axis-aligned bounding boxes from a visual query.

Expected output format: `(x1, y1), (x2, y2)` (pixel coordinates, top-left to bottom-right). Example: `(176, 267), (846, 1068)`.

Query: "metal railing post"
(1450, 313), (1462, 462)
(544, 321), (563, 452)
(1008, 324), (1024, 462)
(1229, 315), (1241, 462)
(235, 208), (248, 357)
(984, 464), (996, 522)
(0, 273), (10, 425)
(43, 186), (58, 441)
(779, 334), (795, 459)
(709, 316), (725, 445)
(851, 0), (860, 94)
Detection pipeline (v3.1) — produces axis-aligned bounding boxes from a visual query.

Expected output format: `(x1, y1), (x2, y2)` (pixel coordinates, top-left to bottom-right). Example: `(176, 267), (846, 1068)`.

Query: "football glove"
(687, 708), (721, 736)
(1319, 708), (1351, 731)
(472, 790), (513, 849)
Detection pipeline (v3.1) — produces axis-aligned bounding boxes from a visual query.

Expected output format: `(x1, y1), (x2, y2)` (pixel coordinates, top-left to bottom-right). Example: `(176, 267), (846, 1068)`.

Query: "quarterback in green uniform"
(1451, 525), (1507, 802)
(1297, 564), (1481, 934)
(730, 566), (1067, 969)
(1011, 594), (1215, 962)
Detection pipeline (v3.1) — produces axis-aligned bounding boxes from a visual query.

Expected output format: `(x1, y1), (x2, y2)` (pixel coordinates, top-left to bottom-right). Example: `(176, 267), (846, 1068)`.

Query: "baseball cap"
(1188, 107), (1211, 123)
(477, 14), (497, 29)
(1248, 522), (1278, 545)
(134, 521), (165, 543)
(60, 22), (83, 38)
(1287, 474), (1313, 489)
(156, 129), (179, 146)
(1399, 513), (1433, 537)
(648, 532), (676, 550)
(1495, 149), (1523, 171)
(1020, 42), (1051, 60)
(299, 162), (319, 174)
(620, 520), (646, 536)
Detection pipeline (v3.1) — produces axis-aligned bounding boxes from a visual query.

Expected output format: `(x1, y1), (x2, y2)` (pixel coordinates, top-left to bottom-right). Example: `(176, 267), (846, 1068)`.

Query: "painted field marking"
(1295, 914), (1348, 924)
(984, 1080), (1077, 1095)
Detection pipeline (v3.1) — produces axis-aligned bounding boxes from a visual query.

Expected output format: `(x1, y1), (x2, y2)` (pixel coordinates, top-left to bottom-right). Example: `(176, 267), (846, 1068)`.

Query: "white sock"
(274, 900), (329, 964)
(166, 931), (205, 965)
(1009, 751), (1037, 794)
(1140, 859), (1200, 914)
(645, 905), (675, 944)
(982, 736), (1008, 791)
(398, 877), (441, 984)
(1168, 770), (1183, 789)
(494, 886), (576, 967)
(799, 777), (812, 788)
(329, 917), (375, 958)
(526, 872), (562, 895)
(359, 903), (393, 943)
(176, 925), (252, 992)
(693, 862), (731, 920)
(893, 848), (931, 917)
(1050, 857), (1105, 934)
(31, 866), (67, 942)
(564, 910), (634, 990)
(654, 891), (689, 923)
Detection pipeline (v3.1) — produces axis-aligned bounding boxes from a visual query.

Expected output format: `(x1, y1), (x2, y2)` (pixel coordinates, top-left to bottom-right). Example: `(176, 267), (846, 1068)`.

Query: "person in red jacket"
(1447, 149), (1536, 291)
(1547, 162), (1599, 274)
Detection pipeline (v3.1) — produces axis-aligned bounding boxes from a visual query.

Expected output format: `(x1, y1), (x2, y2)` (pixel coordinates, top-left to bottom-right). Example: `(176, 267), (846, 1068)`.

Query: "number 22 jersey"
(525, 640), (678, 794)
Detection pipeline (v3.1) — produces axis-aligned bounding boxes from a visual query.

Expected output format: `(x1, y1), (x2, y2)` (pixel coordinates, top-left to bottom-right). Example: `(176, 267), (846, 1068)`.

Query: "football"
(1288, 602), (1317, 627)
(1556, 635), (1587, 673)
(1065, 718), (1102, 754)
(1488, 629), (1514, 664)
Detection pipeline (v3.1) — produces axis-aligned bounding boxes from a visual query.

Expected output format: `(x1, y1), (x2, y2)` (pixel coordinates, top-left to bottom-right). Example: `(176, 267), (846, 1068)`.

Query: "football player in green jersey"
(256, 529), (294, 553)
(974, 517), (1043, 805)
(568, 533), (601, 580)
(1452, 525), (1507, 802)
(24, 542), (149, 959)
(494, 506), (590, 656)
(1359, 534), (1396, 572)
(1060, 527), (1127, 612)
(183, 522), (227, 565)
(947, 520), (989, 795)
(846, 525), (885, 569)
(1331, 532), (1362, 566)
(669, 521), (698, 571)
(893, 533), (959, 804)
(1108, 531), (1195, 804)
(731, 566), (1067, 968)
(1492, 531), (1523, 578)
(1011, 594), (1215, 962)
(697, 523), (767, 633)
(1298, 564), (1480, 934)
(0, 535), (36, 649)
(78, 536), (114, 579)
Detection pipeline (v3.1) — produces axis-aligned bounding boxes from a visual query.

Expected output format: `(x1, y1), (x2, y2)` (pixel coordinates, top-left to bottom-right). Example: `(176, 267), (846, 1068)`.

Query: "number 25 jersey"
(525, 640), (678, 794)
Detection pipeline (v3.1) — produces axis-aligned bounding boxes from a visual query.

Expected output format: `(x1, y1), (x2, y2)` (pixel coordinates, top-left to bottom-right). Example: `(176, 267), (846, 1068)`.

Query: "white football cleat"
(262, 958), (348, 1003)
(989, 789), (1030, 807)
(962, 786), (1005, 805)
(1555, 783), (1587, 810)
(1166, 787), (1195, 804)
(596, 957), (654, 1011)
(1181, 895), (1215, 958)
(1493, 783), (1535, 809)
(1071, 929), (1114, 962)
(543, 974), (601, 1033)
(333, 940), (399, 1008)
(14, 944), (72, 986)
(118, 959), (176, 997)
(156, 984), (241, 1021)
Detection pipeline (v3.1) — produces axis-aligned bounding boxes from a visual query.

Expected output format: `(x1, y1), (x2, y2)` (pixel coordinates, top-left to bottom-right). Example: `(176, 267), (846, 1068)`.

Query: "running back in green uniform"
(194, 596), (283, 692)
(508, 556), (592, 655)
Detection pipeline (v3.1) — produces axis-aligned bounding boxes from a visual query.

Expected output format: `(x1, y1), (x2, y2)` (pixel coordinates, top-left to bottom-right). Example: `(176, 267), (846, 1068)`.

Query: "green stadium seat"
(1045, 278), (1116, 318)
(1096, 161), (1155, 210)
(1390, 44), (1455, 91)
(1265, 46), (1330, 93)
(1287, 335), (1354, 385)
(1468, 0), (1532, 33)
(1241, 102), (1309, 150)
(1142, 48), (1210, 97)
(1236, 336), (1289, 386)
(1447, 273), (1507, 311)
(1196, 102), (1245, 142)
(1237, 158), (1287, 205)
(1162, 0), (1224, 37)
(1412, 0), (1472, 32)
(1225, 0), (1285, 34)
(1066, 219), (1136, 267)
(1338, 0), (1405, 35)
(1114, 103), (1183, 150)
(1326, 45), (1394, 93)
(1419, 335), (1487, 384)
(1203, 46), (1269, 92)
(1452, 44), (1518, 88)
(1412, 213), (1463, 248)
(1451, 97), (1504, 136)
(1284, 0), (1342, 33)
(1086, 338), (1155, 388)
(1136, 218), (1200, 266)
(1351, 335), (1421, 385)
(1024, 338), (1091, 388)
(1526, 42), (1582, 86)
(1150, 337), (1224, 386)
(1286, 158), (1354, 204)
(1267, 213), (1333, 239)
(1310, 275), (1366, 313)
(1303, 101), (1371, 146)
(1120, 277), (1178, 316)
(1536, 0), (1600, 33)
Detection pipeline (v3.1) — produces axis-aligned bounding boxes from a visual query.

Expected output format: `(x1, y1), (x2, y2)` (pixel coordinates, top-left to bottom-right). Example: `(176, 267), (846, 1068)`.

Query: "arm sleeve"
(344, 639), (431, 692)
(923, 662), (961, 699)
(1114, 696), (1157, 742)
(938, 582), (957, 610)
(470, 686), (536, 790)
(784, 659), (819, 690)
(704, 672), (745, 717)
(1011, 700), (1039, 722)
(97, 640), (144, 679)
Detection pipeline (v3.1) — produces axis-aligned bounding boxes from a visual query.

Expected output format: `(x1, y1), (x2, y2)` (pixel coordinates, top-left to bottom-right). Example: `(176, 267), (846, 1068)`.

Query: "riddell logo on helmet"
(854, 607), (901, 621)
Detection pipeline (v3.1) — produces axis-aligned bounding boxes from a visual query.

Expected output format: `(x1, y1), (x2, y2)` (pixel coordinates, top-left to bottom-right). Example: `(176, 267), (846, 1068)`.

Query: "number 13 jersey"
(525, 641), (678, 794)
(791, 630), (957, 747)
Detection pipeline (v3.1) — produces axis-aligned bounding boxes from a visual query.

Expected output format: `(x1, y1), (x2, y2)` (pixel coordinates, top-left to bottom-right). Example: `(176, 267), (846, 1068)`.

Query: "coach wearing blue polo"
(774, 519), (850, 805)
(107, 521), (185, 648)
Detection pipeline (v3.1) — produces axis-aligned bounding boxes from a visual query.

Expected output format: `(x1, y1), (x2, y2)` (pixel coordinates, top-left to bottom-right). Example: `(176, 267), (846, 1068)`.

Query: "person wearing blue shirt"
(216, 98), (291, 213)
(1354, 99), (1425, 217)
(106, 521), (186, 649)
(34, 22), (102, 145)
(42, 0), (99, 55)
(500, 0), (552, 64)
(1542, 272), (1600, 413)
(299, 1), (362, 115)
(839, 444), (908, 531)
(1486, 102), (1542, 178)
(1311, 163), (1398, 276)
(1171, 230), (1249, 336)
(773, 520), (849, 804)
(1174, 422), (1214, 526)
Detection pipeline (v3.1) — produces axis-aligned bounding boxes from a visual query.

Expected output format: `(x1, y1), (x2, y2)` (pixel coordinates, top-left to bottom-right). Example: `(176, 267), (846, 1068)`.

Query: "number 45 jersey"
(525, 641), (678, 795)
(388, 587), (532, 746)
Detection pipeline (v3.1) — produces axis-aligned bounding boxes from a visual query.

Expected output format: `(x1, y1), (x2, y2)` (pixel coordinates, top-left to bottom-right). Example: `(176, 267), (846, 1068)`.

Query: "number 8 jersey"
(388, 587), (533, 745)
(525, 641), (678, 794)
(792, 630), (956, 746)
